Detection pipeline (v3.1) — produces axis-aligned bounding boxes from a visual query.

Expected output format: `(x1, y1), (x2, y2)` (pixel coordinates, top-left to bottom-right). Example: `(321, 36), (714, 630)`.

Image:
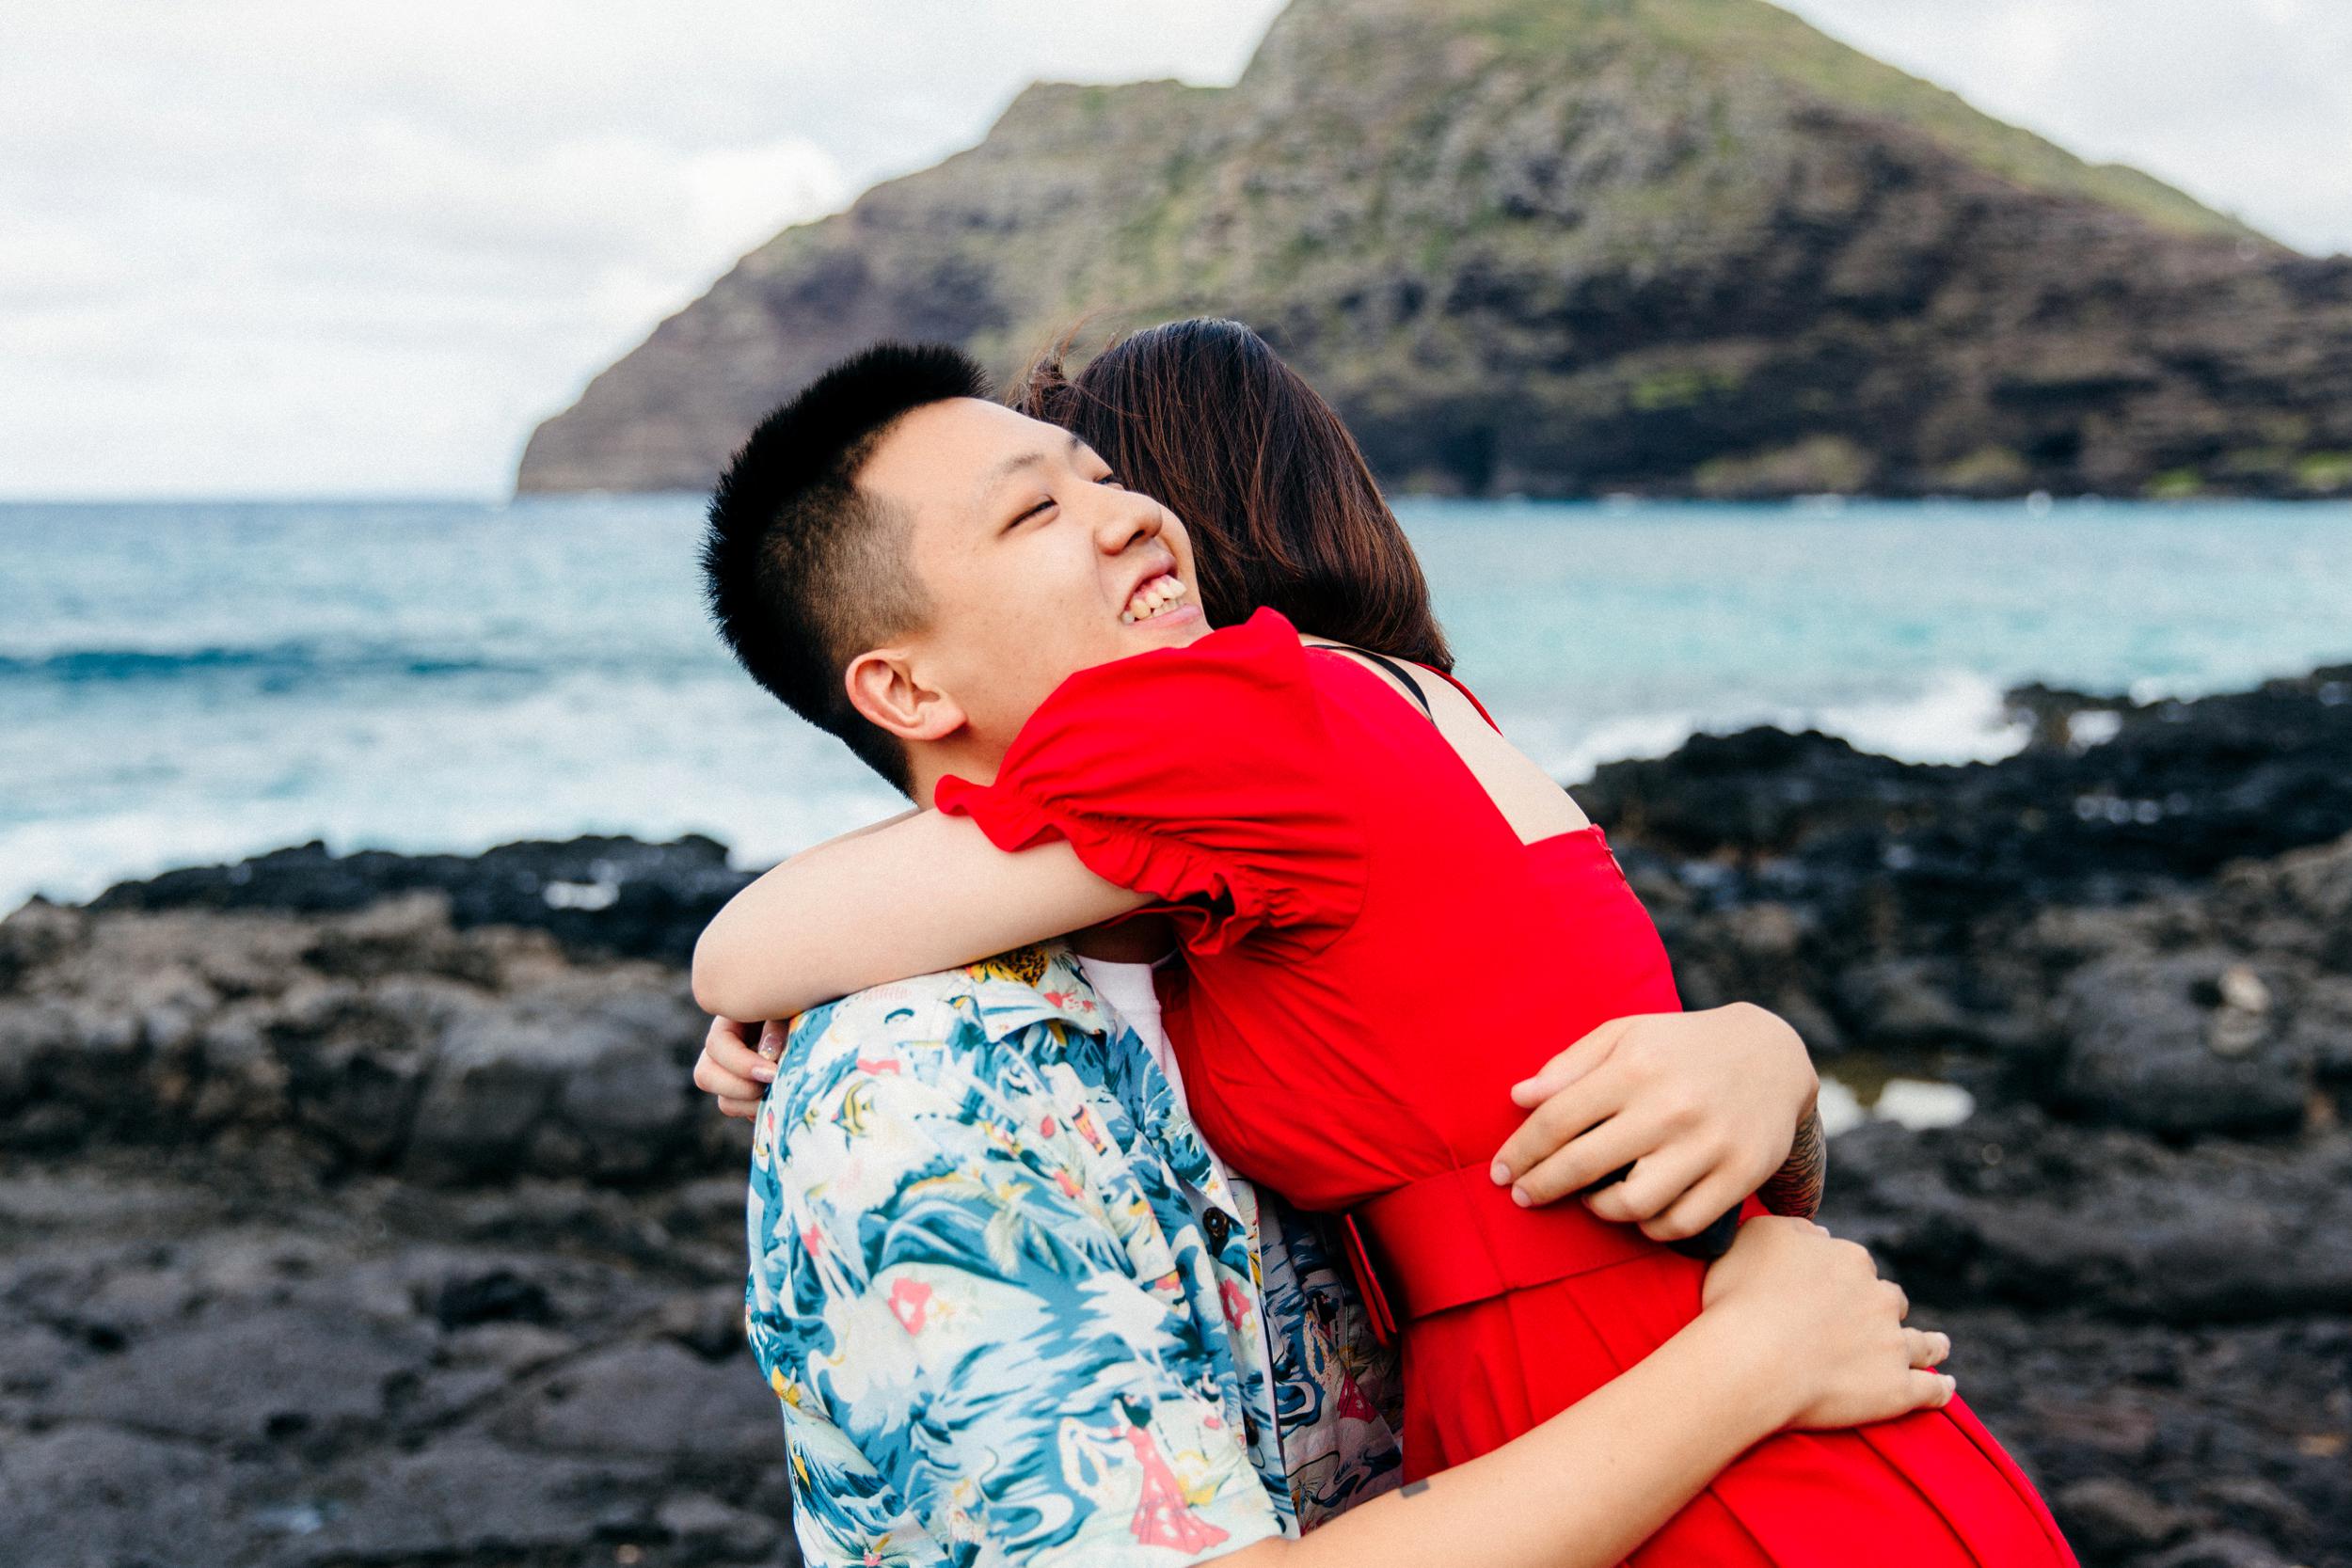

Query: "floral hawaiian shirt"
(745, 944), (1402, 1567)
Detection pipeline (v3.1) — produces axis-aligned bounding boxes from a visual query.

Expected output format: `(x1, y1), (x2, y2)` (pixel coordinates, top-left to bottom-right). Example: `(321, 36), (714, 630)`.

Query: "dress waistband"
(1340, 1164), (1673, 1344)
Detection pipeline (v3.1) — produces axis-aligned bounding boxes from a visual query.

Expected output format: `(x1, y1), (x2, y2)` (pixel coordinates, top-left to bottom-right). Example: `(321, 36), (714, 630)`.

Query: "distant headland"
(517, 0), (2352, 502)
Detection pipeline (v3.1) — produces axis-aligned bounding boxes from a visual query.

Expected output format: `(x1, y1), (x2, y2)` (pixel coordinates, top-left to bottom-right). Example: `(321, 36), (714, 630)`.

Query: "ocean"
(5, 495), (2349, 911)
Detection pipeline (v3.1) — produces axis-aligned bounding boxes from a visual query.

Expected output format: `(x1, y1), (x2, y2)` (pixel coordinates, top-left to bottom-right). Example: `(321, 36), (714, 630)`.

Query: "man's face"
(859, 397), (1207, 755)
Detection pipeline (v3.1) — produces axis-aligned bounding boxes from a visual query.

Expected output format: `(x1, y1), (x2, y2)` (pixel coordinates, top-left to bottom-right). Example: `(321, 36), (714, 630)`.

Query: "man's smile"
(1120, 572), (1193, 626)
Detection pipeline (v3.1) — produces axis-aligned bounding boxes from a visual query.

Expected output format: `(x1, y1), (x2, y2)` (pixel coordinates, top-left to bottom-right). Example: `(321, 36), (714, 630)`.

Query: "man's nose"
(1096, 494), (1164, 555)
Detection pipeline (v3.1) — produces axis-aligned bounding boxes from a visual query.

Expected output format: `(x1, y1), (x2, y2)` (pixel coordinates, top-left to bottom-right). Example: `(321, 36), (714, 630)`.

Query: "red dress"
(938, 610), (2074, 1566)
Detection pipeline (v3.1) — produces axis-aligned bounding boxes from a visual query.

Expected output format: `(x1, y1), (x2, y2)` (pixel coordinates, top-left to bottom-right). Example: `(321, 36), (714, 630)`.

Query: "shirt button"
(1202, 1210), (1232, 1250)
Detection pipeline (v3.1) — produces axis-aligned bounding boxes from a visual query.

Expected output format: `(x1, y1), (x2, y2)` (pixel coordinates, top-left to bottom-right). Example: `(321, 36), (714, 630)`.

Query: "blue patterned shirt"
(746, 944), (1401, 1567)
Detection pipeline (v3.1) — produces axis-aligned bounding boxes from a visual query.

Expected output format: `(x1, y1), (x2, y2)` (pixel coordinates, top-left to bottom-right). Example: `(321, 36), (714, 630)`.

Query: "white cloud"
(0, 0), (2343, 497)
(0, 1), (1289, 496)
(1777, 0), (2352, 251)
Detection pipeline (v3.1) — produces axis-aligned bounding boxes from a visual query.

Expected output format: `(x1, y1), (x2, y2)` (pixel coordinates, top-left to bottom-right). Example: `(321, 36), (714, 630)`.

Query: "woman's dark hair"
(1012, 318), (1454, 672)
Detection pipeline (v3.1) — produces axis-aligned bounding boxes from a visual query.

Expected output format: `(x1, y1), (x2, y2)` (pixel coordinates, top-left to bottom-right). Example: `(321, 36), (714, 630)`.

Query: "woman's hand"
(1488, 1003), (1819, 1239)
(1703, 1216), (1955, 1430)
(693, 1014), (785, 1120)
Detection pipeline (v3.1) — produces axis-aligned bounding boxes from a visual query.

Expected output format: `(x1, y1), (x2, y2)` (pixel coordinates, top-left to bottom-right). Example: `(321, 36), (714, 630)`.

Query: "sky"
(3, 1), (2346, 499)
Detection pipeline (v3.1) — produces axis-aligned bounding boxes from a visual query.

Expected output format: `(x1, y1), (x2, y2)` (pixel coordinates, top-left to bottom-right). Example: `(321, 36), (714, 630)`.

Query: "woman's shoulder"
(936, 605), (1370, 955)
(941, 606), (1338, 814)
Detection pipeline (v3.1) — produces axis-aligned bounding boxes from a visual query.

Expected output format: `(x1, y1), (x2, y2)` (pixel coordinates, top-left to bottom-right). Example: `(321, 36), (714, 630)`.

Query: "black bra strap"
(1308, 642), (1434, 720)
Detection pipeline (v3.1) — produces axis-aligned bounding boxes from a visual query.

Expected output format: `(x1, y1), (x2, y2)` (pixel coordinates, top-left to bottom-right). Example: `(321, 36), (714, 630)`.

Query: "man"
(743, 944), (1405, 1564)
(699, 347), (1915, 1568)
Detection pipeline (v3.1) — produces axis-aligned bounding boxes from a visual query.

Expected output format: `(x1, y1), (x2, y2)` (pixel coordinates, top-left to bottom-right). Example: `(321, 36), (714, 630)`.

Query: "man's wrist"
(1679, 1307), (1798, 1440)
(1757, 1106), (1827, 1217)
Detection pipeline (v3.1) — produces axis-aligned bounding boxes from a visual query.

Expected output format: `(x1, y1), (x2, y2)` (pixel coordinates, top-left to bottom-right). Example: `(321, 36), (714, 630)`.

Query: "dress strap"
(1305, 642), (1434, 720)
(1423, 666), (1502, 733)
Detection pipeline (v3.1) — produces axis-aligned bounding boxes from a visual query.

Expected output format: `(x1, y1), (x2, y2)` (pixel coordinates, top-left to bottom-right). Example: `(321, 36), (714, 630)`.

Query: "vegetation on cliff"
(518, 0), (2352, 499)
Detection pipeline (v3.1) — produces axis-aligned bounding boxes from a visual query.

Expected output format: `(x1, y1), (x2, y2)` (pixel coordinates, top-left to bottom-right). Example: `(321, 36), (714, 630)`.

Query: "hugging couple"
(686, 322), (2077, 1568)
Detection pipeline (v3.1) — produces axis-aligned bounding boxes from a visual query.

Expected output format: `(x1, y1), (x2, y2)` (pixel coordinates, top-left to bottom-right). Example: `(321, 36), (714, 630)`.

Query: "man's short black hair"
(702, 342), (992, 793)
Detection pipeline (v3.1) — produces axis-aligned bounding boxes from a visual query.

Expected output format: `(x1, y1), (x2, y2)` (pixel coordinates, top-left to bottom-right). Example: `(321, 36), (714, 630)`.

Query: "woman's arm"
(1215, 1215), (1953, 1568)
(691, 810), (1147, 1021)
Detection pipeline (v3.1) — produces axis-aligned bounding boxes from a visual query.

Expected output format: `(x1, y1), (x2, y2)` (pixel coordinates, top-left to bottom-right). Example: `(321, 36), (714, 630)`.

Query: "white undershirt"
(1074, 953), (1279, 1412)
(1073, 954), (1231, 1180)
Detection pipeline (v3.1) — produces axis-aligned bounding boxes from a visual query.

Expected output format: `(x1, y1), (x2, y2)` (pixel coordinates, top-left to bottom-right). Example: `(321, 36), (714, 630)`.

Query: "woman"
(696, 322), (2073, 1564)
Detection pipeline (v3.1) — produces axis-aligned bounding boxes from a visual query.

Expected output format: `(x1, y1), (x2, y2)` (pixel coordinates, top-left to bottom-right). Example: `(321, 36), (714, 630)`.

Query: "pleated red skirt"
(1395, 1225), (2078, 1566)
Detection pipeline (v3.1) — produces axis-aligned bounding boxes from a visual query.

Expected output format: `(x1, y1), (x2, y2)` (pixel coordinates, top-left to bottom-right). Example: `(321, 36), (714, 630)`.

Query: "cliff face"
(516, 0), (2352, 499)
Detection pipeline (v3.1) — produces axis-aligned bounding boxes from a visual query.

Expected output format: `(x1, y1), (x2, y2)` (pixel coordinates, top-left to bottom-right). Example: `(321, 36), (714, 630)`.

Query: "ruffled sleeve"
(935, 610), (1366, 956)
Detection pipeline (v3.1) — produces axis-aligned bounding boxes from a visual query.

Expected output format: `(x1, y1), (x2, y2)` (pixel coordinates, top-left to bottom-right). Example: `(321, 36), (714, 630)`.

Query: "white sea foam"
(1521, 711), (1714, 784)
(1816, 1074), (1975, 1137)
(1873, 1078), (1976, 1131)
(1808, 669), (2031, 765)
(1518, 667), (2032, 785)
(0, 666), (906, 911)
(2067, 709), (2124, 751)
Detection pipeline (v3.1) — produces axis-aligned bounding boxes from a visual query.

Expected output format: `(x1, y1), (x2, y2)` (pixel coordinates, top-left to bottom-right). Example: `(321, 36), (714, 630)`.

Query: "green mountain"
(517, 0), (2352, 499)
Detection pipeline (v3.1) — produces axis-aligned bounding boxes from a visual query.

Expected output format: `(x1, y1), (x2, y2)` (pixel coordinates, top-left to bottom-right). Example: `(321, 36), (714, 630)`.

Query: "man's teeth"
(1120, 574), (1187, 625)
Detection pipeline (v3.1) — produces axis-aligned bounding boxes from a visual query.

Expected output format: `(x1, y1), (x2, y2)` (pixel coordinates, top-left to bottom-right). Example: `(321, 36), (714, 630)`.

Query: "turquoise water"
(4, 496), (2348, 909)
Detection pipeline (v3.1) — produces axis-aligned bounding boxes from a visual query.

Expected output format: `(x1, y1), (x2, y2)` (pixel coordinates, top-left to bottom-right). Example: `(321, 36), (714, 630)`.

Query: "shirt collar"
(951, 942), (1120, 1043)
(951, 943), (1254, 1262)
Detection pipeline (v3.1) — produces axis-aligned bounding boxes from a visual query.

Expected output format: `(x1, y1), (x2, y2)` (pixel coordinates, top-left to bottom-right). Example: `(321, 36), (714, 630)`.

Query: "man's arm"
(1490, 1004), (1824, 1236)
(1757, 1104), (1828, 1219)
(1215, 1213), (1950, 1568)
(693, 809), (1145, 1022)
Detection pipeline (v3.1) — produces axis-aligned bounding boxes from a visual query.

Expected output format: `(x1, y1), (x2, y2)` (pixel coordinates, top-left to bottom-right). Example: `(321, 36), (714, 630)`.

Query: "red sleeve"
(934, 610), (1366, 955)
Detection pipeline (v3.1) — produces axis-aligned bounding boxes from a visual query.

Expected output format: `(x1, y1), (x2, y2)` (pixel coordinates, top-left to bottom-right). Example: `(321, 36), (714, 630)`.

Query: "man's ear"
(844, 648), (965, 744)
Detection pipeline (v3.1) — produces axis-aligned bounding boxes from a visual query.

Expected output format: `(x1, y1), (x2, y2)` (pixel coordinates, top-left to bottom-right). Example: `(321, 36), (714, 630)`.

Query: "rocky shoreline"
(5, 665), (2348, 1567)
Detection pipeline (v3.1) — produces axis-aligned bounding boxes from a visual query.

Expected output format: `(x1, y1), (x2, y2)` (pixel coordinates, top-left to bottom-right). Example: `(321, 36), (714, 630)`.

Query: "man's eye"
(1005, 499), (1054, 532)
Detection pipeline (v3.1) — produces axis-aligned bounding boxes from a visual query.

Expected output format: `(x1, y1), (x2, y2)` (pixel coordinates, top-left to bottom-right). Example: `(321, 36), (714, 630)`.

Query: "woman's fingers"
(691, 1047), (725, 1094)
(1908, 1370), (1959, 1409)
(696, 1015), (780, 1115)
(700, 1062), (766, 1101)
(1903, 1328), (1951, 1370)
(706, 1018), (779, 1085)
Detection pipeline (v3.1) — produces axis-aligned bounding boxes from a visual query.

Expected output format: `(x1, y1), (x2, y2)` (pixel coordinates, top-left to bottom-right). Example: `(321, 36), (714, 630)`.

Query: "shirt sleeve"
(760, 1059), (1282, 1566)
(935, 610), (1366, 956)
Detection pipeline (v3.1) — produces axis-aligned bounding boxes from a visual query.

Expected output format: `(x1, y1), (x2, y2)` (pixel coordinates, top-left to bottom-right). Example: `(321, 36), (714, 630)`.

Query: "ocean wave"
(1809, 669), (2032, 764)
(1518, 669), (2033, 783)
(0, 642), (540, 687)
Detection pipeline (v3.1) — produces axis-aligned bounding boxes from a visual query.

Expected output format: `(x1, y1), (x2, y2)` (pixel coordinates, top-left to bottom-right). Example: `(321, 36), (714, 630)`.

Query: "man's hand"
(694, 1014), (785, 1120)
(1488, 1003), (1819, 1242)
(1701, 1215), (1954, 1431)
